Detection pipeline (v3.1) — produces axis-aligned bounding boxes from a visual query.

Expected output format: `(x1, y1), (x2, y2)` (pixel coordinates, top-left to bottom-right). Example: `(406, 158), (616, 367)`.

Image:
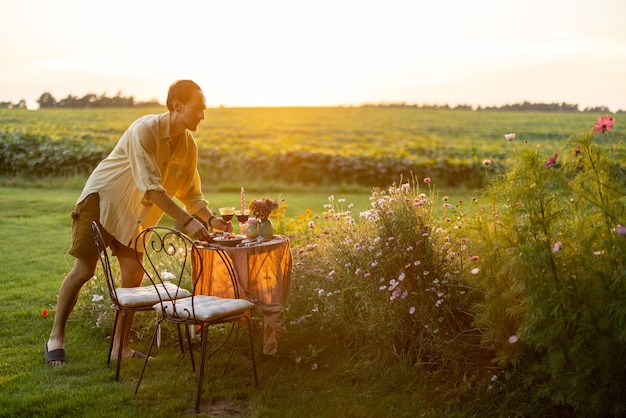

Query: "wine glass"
(218, 207), (235, 224)
(235, 209), (250, 235)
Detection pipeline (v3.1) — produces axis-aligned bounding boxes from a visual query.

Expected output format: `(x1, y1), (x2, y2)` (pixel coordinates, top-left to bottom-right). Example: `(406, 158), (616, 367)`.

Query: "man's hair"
(166, 80), (202, 111)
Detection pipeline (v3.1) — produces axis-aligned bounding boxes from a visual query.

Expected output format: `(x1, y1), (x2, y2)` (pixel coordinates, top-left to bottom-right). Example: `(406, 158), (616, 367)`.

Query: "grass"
(0, 185), (457, 417)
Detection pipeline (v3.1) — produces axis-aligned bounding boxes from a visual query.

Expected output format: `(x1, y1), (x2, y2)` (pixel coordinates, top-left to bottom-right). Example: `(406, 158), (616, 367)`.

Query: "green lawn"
(0, 186), (440, 417)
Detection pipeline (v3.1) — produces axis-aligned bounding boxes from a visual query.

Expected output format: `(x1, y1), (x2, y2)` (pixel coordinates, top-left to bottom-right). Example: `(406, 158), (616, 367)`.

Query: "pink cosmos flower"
(593, 114), (615, 133)
(409, 306), (416, 315)
(423, 177), (431, 183)
(504, 133), (516, 141)
(615, 225), (626, 236)
(552, 241), (562, 253)
(508, 335), (519, 344)
(544, 151), (558, 168)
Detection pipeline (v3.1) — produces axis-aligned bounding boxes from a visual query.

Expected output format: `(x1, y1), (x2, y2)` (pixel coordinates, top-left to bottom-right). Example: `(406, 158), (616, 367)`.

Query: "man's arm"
(146, 190), (213, 241)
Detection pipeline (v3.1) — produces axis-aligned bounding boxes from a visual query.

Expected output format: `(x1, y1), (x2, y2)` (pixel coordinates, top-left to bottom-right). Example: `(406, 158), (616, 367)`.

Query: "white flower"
(471, 268), (480, 275)
(160, 270), (177, 280)
(504, 133), (516, 141)
(91, 294), (104, 302)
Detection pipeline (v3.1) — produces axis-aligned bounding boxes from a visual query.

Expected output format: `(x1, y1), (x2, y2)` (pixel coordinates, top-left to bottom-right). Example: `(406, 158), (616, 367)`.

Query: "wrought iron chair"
(133, 226), (258, 413)
(91, 221), (192, 381)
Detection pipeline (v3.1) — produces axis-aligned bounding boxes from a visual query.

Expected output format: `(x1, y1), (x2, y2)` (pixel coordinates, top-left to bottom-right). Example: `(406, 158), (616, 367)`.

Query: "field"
(1, 107), (625, 417)
(0, 106), (602, 191)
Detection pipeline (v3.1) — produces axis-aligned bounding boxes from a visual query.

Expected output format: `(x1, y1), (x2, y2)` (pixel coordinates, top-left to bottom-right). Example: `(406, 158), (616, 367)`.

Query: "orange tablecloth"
(192, 235), (292, 355)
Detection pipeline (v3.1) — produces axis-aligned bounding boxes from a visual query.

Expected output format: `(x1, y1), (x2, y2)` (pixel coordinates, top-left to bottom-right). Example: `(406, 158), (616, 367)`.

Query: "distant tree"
(37, 92), (57, 108)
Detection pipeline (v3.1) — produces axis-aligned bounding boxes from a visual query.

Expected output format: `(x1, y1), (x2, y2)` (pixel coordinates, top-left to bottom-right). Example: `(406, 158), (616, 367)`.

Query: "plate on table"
(213, 234), (245, 247)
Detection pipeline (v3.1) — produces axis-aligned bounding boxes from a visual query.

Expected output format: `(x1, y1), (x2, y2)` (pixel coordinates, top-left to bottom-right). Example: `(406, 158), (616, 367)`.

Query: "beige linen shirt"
(77, 112), (208, 247)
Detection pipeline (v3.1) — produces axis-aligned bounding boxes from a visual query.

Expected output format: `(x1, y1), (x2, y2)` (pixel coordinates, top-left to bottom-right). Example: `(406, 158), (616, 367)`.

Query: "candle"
(240, 187), (245, 212)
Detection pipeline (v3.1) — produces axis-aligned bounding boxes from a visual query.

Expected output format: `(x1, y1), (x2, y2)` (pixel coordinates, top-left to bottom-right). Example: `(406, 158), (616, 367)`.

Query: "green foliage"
(0, 131), (109, 176)
(0, 107), (600, 189)
(290, 178), (492, 387)
(464, 127), (626, 416)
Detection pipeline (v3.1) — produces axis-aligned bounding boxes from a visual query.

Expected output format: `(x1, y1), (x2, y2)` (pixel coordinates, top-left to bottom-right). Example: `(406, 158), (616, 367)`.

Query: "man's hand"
(185, 218), (212, 241)
(211, 217), (233, 233)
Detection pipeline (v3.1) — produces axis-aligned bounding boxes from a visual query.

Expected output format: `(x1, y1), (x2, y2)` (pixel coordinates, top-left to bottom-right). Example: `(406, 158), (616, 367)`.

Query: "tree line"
(0, 92), (160, 109)
(36, 92), (161, 108)
(363, 100), (621, 113)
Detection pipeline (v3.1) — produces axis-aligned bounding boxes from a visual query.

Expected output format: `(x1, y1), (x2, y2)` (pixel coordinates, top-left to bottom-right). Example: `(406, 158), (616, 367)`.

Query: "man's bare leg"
(109, 254), (145, 360)
(46, 257), (98, 367)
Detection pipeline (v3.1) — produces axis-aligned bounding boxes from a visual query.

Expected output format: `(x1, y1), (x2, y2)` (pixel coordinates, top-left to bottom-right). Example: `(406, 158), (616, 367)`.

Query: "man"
(45, 80), (231, 366)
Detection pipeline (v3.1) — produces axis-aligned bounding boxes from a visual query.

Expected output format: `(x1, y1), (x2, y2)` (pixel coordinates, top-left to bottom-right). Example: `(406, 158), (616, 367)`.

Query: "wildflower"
(387, 236), (395, 242)
(41, 308), (49, 317)
(593, 114), (615, 133)
(508, 335), (519, 344)
(442, 203), (450, 209)
(406, 246), (414, 252)
(504, 133), (516, 141)
(615, 225), (626, 236)
(409, 306), (416, 315)
(471, 268), (480, 275)
(355, 268), (362, 275)
(552, 241), (562, 253)
(482, 159), (492, 166)
(91, 294), (104, 302)
(364, 272), (371, 278)
(308, 221), (315, 229)
(423, 177), (431, 183)
(469, 255), (479, 261)
(311, 363), (318, 370)
(544, 151), (558, 168)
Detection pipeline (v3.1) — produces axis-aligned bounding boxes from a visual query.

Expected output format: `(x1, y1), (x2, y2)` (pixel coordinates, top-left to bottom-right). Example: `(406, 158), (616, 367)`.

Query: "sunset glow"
(2, 0), (625, 110)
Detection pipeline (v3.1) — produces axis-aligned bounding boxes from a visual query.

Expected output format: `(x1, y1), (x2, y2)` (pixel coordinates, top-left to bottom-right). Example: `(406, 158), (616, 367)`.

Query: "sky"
(2, 0), (626, 110)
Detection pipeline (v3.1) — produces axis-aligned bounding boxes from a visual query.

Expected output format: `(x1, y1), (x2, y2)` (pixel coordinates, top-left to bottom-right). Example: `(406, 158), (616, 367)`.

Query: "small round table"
(192, 235), (292, 356)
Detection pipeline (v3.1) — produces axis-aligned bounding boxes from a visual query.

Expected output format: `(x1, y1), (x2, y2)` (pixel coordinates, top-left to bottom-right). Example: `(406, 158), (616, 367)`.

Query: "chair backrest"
(135, 226), (204, 317)
(91, 221), (121, 308)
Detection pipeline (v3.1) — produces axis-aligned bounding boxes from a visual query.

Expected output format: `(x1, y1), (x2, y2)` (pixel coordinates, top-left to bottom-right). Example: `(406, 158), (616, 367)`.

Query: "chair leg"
(221, 323), (240, 377)
(195, 324), (209, 413)
(115, 310), (127, 381)
(135, 320), (160, 394)
(185, 324), (196, 371)
(176, 324), (185, 356)
(108, 310), (120, 365)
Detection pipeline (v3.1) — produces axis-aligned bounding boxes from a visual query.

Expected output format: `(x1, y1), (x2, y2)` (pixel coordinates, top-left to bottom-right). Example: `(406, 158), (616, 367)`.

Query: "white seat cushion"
(115, 282), (192, 307)
(154, 296), (255, 322)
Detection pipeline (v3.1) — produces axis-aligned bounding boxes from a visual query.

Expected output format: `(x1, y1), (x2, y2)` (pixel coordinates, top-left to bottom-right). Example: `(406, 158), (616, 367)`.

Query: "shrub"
(463, 116), (626, 416)
(290, 177), (491, 382)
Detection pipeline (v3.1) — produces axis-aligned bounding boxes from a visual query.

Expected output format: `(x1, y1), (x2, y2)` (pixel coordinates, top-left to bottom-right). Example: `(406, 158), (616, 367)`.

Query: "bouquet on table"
(249, 198), (279, 220)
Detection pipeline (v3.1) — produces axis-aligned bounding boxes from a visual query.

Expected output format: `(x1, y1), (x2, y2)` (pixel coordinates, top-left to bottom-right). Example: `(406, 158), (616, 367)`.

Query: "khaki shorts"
(68, 193), (139, 261)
